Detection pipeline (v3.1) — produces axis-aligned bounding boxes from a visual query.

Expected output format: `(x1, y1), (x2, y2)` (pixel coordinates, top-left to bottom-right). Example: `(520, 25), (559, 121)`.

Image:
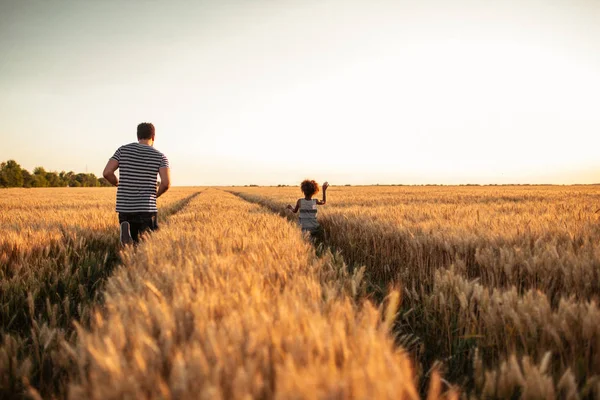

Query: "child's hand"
(323, 181), (329, 190)
(286, 204), (293, 211)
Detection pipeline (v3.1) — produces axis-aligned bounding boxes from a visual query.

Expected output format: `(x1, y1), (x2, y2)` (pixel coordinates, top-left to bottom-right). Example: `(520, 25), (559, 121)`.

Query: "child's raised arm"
(316, 181), (328, 205)
(286, 199), (301, 213)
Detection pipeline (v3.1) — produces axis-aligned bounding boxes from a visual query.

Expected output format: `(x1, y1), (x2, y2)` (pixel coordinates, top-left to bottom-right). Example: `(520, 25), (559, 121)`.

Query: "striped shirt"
(298, 198), (319, 232)
(110, 142), (169, 213)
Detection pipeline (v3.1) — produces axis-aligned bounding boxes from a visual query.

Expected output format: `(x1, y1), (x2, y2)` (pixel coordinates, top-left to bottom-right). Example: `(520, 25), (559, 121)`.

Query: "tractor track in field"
(226, 189), (457, 397)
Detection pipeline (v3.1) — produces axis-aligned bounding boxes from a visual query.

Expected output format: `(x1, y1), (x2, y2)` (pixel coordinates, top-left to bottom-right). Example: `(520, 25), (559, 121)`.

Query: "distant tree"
(0, 160), (105, 188)
(74, 173), (86, 186)
(87, 173), (101, 187)
(74, 173), (100, 187)
(0, 162), (6, 187)
(22, 169), (33, 188)
(0, 160), (25, 187)
(88, 174), (101, 187)
(59, 171), (70, 187)
(45, 171), (61, 187)
(31, 167), (49, 187)
(63, 171), (76, 187)
(98, 177), (112, 187)
(33, 166), (45, 175)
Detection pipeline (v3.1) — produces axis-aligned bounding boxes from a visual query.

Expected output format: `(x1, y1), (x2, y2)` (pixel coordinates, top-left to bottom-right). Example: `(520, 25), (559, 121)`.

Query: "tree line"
(0, 160), (112, 188)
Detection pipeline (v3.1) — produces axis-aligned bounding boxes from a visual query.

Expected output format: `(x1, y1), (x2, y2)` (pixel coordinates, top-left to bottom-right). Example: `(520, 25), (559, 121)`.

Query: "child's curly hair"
(301, 180), (319, 198)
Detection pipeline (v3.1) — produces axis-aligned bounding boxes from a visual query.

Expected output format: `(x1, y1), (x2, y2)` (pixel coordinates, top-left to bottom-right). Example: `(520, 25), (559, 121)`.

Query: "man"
(103, 122), (170, 246)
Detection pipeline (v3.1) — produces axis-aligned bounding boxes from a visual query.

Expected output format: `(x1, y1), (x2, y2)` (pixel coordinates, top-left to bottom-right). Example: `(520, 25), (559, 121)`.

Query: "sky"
(1, 0), (599, 186)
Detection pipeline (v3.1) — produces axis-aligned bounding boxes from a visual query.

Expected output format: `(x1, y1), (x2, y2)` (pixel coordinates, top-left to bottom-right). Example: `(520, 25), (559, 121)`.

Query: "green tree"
(85, 173), (101, 187)
(45, 171), (61, 187)
(74, 173), (100, 187)
(58, 171), (69, 187)
(98, 177), (112, 187)
(31, 167), (49, 187)
(0, 160), (25, 187)
(22, 169), (33, 188)
(0, 161), (105, 189)
(62, 171), (76, 187)
(0, 162), (5, 187)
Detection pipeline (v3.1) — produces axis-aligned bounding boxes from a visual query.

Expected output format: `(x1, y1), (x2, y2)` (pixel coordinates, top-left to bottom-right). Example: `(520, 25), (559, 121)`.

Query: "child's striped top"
(298, 198), (319, 232)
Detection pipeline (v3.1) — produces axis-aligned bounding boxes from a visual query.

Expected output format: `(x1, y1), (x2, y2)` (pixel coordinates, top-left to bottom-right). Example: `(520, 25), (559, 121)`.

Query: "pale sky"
(1, 0), (599, 185)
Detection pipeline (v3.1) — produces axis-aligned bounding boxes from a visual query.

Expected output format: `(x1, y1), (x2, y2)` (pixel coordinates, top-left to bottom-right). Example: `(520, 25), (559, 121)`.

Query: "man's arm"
(103, 159), (119, 186)
(157, 167), (171, 198)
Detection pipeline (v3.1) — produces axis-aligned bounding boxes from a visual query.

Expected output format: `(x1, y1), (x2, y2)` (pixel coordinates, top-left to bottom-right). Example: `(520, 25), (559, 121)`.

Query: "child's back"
(299, 198), (319, 232)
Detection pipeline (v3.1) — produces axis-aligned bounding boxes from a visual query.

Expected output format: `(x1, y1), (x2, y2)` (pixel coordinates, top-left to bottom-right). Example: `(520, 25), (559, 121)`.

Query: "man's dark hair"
(137, 122), (155, 140)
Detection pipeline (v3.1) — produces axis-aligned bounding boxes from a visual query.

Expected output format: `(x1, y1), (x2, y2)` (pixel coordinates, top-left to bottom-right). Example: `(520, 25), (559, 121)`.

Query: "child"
(286, 180), (329, 239)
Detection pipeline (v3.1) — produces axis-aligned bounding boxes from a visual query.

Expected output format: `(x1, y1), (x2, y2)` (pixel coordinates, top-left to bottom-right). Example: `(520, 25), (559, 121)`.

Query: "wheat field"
(231, 185), (600, 399)
(0, 187), (201, 398)
(2, 185), (599, 399)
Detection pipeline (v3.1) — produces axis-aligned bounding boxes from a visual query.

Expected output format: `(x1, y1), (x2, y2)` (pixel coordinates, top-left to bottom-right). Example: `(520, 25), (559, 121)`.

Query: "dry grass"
(231, 185), (600, 398)
(0, 187), (201, 398)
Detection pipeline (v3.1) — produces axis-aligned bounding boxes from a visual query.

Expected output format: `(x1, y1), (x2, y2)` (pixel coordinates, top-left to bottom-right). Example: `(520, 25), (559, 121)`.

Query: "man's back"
(111, 142), (169, 213)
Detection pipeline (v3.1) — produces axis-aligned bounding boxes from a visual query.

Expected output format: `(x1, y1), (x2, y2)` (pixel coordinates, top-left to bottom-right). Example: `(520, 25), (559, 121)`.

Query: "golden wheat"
(0, 187), (201, 398)
(231, 185), (600, 398)
(68, 189), (431, 399)
(5, 184), (598, 399)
